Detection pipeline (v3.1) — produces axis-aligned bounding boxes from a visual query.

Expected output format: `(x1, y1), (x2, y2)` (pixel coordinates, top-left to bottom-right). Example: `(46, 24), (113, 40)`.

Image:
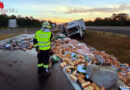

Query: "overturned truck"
(61, 19), (86, 38)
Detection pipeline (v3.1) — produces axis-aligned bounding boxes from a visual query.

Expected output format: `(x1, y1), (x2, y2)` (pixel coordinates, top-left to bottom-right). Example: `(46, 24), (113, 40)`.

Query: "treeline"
(0, 14), (55, 28)
(85, 13), (130, 26)
(1, 13), (130, 27)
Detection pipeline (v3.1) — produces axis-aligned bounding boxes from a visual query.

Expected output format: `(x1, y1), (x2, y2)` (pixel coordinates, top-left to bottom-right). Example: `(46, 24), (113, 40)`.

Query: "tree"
(85, 13), (130, 26)
(111, 13), (129, 21)
(0, 14), (8, 27)
(9, 15), (16, 19)
(0, 14), (45, 27)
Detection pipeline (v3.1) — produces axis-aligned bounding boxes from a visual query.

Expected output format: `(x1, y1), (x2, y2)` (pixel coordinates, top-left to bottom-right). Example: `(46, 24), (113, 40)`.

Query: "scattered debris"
(0, 38), (33, 51)
(52, 37), (130, 90)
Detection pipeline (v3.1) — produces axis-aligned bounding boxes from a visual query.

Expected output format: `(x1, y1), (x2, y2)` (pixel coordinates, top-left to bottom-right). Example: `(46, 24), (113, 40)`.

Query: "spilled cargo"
(51, 35), (130, 90)
(0, 38), (34, 51)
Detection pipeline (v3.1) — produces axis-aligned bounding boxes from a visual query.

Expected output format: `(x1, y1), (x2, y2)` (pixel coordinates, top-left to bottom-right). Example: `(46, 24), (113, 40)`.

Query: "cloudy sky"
(2, 0), (130, 24)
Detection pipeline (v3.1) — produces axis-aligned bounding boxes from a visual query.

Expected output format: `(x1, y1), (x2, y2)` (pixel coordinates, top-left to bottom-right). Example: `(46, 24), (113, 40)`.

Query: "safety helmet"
(42, 21), (51, 29)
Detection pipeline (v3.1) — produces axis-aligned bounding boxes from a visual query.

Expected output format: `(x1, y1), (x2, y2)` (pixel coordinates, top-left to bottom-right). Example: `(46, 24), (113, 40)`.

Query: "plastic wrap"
(86, 64), (118, 89)
(68, 39), (78, 45)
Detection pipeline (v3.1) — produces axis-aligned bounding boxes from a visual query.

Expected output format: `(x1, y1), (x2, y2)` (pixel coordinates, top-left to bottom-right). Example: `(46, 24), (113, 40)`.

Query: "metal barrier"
(86, 26), (130, 36)
(0, 28), (40, 34)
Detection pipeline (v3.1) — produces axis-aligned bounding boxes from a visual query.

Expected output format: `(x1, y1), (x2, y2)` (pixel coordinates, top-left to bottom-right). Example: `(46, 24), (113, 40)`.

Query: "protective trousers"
(37, 50), (50, 74)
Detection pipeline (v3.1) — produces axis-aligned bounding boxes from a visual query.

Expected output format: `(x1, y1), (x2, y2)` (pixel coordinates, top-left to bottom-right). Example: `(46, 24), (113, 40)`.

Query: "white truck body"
(66, 19), (86, 38)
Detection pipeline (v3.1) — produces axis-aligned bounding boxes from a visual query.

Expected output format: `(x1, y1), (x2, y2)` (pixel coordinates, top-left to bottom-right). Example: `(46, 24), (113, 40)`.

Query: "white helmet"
(42, 21), (51, 29)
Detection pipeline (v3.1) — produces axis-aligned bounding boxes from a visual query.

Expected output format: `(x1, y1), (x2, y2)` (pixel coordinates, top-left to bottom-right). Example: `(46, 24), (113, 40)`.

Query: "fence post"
(7, 28), (9, 33)
(26, 28), (28, 33)
(127, 34), (130, 38)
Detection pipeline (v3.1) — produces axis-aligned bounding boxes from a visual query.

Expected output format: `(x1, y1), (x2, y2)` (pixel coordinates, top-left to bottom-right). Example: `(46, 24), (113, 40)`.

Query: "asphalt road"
(86, 26), (130, 35)
(0, 34), (74, 90)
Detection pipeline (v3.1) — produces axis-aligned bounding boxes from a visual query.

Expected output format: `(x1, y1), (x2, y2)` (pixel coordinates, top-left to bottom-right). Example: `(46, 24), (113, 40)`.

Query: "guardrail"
(0, 28), (40, 34)
(86, 26), (130, 36)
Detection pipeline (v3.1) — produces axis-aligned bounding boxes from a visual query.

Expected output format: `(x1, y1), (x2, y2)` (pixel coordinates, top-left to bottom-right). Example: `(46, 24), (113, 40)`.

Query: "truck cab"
(65, 19), (86, 38)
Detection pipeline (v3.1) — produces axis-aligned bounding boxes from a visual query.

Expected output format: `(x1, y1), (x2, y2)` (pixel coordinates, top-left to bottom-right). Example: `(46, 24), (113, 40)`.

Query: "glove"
(36, 47), (39, 52)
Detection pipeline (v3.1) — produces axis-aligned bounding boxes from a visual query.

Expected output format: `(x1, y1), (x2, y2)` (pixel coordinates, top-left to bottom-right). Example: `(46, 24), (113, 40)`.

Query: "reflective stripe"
(38, 41), (50, 44)
(39, 44), (51, 48)
(37, 63), (44, 67)
(37, 36), (49, 38)
(37, 34), (49, 38)
(37, 33), (49, 36)
(44, 65), (49, 68)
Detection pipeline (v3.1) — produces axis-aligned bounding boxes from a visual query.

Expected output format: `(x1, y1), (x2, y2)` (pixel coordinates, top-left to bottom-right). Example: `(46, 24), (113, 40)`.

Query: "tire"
(80, 34), (85, 39)
(80, 28), (85, 39)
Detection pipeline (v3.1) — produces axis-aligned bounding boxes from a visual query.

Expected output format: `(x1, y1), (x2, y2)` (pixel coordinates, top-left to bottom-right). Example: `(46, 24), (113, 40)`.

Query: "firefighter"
(33, 21), (54, 77)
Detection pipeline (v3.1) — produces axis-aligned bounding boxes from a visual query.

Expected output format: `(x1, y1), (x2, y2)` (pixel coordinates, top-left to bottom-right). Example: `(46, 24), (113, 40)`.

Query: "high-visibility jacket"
(35, 30), (52, 50)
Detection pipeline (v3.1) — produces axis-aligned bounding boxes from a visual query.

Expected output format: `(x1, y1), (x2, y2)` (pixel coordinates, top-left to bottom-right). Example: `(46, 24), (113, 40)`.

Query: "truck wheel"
(80, 34), (84, 39)
(80, 29), (84, 39)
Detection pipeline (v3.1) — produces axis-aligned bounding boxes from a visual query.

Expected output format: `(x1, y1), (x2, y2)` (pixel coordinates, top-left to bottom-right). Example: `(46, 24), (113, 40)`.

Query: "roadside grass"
(0, 27), (7, 29)
(53, 29), (130, 64)
(81, 30), (130, 64)
(0, 33), (21, 41)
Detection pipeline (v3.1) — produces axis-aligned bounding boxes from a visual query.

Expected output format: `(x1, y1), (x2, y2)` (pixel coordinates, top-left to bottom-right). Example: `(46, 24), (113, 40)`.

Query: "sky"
(1, 0), (130, 24)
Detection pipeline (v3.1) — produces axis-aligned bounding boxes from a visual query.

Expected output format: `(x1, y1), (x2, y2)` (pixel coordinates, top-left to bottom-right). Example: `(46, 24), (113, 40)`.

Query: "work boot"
(44, 68), (51, 77)
(38, 73), (44, 81)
